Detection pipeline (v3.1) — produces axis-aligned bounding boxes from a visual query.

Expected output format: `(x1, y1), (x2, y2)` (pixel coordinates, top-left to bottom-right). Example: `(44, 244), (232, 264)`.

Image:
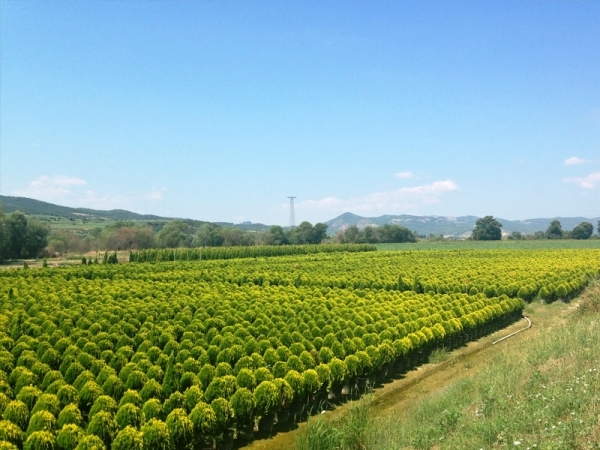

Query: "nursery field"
(294, 282), (600, 450)
(377, 238), (600, 251)
(1, 248), (600, 449)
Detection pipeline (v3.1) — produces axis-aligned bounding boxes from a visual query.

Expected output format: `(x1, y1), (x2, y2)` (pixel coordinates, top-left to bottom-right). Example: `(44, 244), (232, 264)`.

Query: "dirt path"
(245, 300), (579, 450)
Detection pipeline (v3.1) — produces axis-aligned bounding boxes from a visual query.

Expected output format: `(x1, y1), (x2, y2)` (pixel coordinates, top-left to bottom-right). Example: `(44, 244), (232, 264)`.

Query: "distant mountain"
(3, 196), (595, 237)
(325, 212), (600, 237)
(0, 196), (270, 231)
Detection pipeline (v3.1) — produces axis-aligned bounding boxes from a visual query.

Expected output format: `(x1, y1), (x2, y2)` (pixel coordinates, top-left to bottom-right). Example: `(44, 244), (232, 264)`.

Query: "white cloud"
(298, 180), (459, 215)
(564, 171), (600, 189)
(79, 190), (128, 210)
(78, 189), (166, 210)
(397, 179), (458, 197)
(564, 156), (592, 166)
(395, 171), (415, 179)
(12, 175), (165, 211)
(145, 188), (165, 202)
(12, 175), (87, 202)
(300, 197), (345, 210)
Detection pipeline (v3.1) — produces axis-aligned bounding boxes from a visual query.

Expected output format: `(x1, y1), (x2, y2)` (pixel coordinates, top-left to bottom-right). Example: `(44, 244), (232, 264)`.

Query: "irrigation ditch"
(242, 298), (583, 450)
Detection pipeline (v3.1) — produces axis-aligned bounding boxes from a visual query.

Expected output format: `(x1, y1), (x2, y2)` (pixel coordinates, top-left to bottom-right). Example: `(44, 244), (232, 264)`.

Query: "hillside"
(2, 195), (596, 237)
(0, 195), (170, 221)
(325, 212), (600, 237)
(0, 195), (270, 231)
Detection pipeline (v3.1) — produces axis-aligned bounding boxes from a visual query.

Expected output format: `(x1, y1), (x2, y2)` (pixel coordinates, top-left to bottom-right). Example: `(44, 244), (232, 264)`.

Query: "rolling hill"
(0, 195), (169, 221)
(0, 196), (269, 231)
(2, 196), (596, 237)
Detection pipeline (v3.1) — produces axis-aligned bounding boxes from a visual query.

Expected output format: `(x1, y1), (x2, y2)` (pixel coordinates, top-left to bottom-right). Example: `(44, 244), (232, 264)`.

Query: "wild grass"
(427, 347), (450, 364)
(295, 281), (600, 450)
(296, 400), (375, 450)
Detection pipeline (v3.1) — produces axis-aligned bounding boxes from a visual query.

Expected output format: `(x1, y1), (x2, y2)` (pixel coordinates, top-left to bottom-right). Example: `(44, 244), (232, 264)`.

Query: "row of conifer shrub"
(1, 248), (599, 448)
(128, 243), (377, 263)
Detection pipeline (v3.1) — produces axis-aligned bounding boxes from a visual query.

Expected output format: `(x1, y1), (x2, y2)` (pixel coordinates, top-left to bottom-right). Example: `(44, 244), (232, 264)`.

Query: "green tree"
(545, 220), (563, 239)
(5, 212), (28, 258)
(312, 223), (328, 243)
(571, 221), (594, 240)
(472, 216), (502, 241)
(339, 226), (360, 244)
(0, 205), (6, 262)
(107, 252), (118, 264)
(105, 220), (136, 230)
(290, 222), (328, 245)
(24, 220), (46, 257)
(103, 225), (155, 251)
(267, 226), (288, 245)
(290, 222), (314, 244)
(157, 221), (193, 248)
(377, 224), (417, 243)
(221, 227), (252, 246)
(363, 226), (377, 243)
(193, 224), (224, 247)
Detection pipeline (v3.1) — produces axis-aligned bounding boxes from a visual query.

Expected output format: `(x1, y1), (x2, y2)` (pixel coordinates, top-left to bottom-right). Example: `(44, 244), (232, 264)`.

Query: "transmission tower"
(288, 196), (297, 228)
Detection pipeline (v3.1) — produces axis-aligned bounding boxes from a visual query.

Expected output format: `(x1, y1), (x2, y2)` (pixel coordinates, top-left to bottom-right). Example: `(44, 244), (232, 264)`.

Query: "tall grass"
(296, 281), (600, 450)
(427, 347), (451, 364)
(296, 400), (374, 450)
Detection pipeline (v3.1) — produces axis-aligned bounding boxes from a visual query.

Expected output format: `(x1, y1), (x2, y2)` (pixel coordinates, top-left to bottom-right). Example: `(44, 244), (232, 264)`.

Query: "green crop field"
(36, 215), (170, 233)
(1, 247), (600, 449)
(377, 238), (600, 251)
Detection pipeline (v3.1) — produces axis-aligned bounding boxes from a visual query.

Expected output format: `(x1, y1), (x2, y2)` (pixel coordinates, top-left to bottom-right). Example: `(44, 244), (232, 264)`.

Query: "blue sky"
(1, 0), (599, 225)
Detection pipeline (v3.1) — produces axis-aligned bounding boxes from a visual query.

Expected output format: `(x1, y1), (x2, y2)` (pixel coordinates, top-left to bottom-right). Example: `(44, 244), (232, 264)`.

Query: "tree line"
(472, 216), (600, 241)
(508, 219), (599, 241)
(1, 214), (335, 257)
(1, 210), (420, 259)
(153, 220), (330, 249)
(331, 224), (417, 244)
(2, 203), (598, 260)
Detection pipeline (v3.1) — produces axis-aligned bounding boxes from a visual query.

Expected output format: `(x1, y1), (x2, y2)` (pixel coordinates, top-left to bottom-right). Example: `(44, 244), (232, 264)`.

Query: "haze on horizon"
(1, 1), (598, 226)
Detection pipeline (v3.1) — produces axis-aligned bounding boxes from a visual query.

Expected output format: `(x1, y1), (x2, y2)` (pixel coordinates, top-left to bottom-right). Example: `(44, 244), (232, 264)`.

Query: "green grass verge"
(296, 282), (600, 450)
